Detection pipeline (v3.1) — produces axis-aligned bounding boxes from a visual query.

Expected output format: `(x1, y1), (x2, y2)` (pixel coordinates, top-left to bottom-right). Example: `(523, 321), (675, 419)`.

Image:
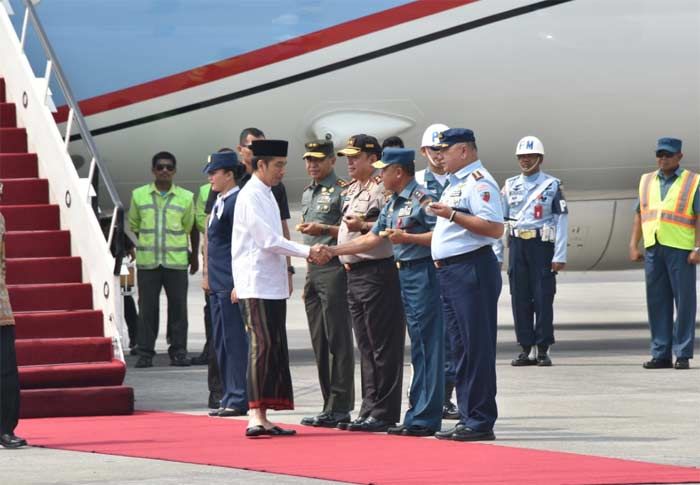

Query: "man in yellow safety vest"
(629, 137), (700, 370)
(129, 151), (196, 368)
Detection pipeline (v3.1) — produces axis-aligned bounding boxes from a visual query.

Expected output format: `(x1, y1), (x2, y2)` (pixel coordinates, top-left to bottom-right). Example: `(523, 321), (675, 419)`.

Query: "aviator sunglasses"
(155, 163), (175, 171)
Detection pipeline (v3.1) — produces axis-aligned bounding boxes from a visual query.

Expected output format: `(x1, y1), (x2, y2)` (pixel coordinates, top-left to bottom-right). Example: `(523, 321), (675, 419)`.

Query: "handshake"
(307, 244), (334, 265)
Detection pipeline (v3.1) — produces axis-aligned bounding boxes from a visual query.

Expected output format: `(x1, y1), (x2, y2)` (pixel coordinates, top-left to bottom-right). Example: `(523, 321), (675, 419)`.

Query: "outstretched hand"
(308, 244), (332, 265)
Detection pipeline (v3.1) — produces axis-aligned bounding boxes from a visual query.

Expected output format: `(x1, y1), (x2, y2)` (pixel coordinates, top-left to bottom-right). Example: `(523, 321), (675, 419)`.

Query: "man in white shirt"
(231, 139), (327, 437)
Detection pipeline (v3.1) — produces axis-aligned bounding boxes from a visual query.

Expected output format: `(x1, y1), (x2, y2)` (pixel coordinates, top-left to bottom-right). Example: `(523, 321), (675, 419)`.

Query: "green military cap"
(303, 139), (334, 159)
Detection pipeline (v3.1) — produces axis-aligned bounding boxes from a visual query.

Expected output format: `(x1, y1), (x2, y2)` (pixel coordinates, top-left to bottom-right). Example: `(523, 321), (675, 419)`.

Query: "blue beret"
(203, 151), (240, 174)
(372, 147), (415, 169)
(435, 128), (475, 148)
(656, 137), (682, 154)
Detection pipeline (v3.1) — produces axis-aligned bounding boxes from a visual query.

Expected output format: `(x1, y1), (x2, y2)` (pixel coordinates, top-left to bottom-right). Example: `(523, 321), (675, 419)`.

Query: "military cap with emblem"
(303, 139), (335, 159)
(435, 128), (476, 148)
(251, 139), (289, 157)
(202, 151), (242, 173)
(337, 134), (381, 156)
(372, 148), (416, 169)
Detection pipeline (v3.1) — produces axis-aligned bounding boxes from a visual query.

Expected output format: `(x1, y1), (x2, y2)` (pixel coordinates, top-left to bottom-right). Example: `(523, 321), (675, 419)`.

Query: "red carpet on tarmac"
(18, 411), (700, 485)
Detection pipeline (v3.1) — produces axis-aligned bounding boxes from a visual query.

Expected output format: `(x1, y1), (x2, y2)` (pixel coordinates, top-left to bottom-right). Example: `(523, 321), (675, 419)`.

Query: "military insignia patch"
(336, 178), (349, 187)
(481, 191), (490, 202)
(374, 175), (383, 184)
(472, 170), (484, 181)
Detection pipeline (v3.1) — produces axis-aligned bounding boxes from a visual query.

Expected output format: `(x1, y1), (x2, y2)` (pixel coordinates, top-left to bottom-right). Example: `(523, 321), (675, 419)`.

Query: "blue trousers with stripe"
(437, 247), (501, 432)
(398, 260), (444, 431)
(209, 291), (248, 410)
(644, 244), (697, 360)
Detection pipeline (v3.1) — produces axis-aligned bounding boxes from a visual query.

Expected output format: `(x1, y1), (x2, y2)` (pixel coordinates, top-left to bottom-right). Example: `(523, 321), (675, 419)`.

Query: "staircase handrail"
(19, 0), (125, 273)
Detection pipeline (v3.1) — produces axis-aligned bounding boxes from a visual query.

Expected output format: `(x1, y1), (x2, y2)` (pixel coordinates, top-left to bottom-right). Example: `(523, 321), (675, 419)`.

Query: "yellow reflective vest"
(128, 183), (195, 269)
(195, 183), (212, 233)
(639, 168), (699, 250)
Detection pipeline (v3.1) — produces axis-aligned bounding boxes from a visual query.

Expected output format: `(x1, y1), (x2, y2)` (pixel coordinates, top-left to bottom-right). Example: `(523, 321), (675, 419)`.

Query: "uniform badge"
(481, 191), (490, 202)
(472, 170), (484, 181)
(329, 187), (335, 193)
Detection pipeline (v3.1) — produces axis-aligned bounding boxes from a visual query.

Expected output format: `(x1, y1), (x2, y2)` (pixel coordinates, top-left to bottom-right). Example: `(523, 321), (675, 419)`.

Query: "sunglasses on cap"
(655, 151), (676, 159)
(155, 163), (175, 171)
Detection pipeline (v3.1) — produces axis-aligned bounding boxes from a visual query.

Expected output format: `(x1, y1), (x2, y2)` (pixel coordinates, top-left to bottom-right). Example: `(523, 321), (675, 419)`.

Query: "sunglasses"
(655, 151), (676, 159)
(155, 164), (175, 172)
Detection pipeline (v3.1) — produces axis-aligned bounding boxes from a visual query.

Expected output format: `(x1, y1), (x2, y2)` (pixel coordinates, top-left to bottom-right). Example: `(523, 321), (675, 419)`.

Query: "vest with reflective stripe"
(128, 183), (194, 269)
(639, 169), (699, 250)
(195, 183), (211, 233)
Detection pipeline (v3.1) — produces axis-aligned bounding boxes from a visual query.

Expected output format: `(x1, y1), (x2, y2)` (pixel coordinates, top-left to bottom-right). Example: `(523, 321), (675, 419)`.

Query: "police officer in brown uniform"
(335, 134), (406, 432)
(297, 140), (355, 428)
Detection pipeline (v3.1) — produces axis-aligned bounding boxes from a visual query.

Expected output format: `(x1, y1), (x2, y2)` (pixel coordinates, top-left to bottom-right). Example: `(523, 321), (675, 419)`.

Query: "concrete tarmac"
(6, 224), (700, 484)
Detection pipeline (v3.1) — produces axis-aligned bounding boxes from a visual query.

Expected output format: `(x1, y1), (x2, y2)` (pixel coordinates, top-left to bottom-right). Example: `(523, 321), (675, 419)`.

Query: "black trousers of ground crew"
(346, 257), (406, 424)
(137, 267), (189, 358)
(0, 325), (20, 435)
(304, 260), (354, 414)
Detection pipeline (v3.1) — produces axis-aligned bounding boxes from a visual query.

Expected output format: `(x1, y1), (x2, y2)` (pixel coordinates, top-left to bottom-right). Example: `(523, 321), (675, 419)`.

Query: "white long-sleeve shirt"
(232, 174), (310, 299)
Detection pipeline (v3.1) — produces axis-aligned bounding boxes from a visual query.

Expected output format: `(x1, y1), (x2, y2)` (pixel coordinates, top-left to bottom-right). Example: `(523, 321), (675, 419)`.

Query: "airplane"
(7, 0), (699, 270)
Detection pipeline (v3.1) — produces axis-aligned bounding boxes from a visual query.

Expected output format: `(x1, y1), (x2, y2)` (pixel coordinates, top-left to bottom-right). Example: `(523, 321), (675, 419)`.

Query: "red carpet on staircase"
(0, 77), (133, 418)
(18, 412), (700, 485)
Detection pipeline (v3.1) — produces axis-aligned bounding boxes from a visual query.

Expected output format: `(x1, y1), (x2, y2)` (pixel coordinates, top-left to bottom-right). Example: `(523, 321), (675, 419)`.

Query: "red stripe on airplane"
(54, 0), (477, 122)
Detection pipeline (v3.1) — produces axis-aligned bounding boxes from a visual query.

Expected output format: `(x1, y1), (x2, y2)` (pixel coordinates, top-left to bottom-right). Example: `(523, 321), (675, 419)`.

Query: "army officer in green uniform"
(297, 139), (355, 428)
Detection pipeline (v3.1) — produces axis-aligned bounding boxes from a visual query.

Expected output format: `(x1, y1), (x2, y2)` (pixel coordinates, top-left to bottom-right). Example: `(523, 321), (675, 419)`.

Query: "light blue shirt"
(431, 160), (504, 260)
(493, 171), (569, 263)
(373, 179), (436, 261)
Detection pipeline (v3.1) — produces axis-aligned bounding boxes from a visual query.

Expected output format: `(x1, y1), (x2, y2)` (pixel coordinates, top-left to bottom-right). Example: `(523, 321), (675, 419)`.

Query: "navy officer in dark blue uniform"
(203, 151), (249, 417)
(429, 128), (504, 442)
(328, 147), (444, 436)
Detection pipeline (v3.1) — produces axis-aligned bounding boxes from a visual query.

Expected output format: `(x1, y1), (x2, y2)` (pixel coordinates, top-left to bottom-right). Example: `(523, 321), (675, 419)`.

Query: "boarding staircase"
(0, 1), (133, 417)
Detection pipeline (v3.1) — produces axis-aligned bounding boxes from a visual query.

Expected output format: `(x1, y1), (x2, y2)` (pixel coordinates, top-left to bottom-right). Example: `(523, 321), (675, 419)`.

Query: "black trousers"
(347, 258), (406, 423)
(304, 262), (354, 414)
(137, 267), (189, 357)
(0, 325), (20, 434)
(123, 294), (139, 347)
(204, 292), (222, 397)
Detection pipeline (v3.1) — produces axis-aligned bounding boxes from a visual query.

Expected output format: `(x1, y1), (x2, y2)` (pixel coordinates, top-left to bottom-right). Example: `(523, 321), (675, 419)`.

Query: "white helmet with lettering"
(515, 136), (544, 155)
(421, 123), (449, 148)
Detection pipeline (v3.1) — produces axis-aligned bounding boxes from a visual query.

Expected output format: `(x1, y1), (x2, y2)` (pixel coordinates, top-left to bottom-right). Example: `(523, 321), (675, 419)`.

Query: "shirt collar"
(522, 171), (542, 184)
(316, 171), (338, 188)
(657, 166), (683, 180)
(251, 173), (271, 191)
(149, 182), (176, 195)
(397, 178), (418, 200)
(451, 160), (483, 182)
(217, 186), (240, 201)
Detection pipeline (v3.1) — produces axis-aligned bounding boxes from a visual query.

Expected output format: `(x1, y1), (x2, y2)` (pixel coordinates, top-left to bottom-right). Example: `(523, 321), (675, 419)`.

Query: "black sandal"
(266, 426), (296, 436)
(245, 425), (267, 437)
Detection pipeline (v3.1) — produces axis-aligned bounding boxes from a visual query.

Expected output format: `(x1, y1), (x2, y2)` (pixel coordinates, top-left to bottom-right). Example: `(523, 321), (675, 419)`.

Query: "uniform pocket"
(541, 267), (556, 295)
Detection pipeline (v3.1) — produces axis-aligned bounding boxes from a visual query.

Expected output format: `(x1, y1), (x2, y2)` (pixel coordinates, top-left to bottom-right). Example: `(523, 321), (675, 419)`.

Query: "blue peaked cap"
(203, 151), (240, 173)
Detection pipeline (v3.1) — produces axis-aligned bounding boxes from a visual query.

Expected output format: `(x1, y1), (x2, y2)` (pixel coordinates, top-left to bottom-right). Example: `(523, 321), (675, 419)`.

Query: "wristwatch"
(287, 266), (296, 275)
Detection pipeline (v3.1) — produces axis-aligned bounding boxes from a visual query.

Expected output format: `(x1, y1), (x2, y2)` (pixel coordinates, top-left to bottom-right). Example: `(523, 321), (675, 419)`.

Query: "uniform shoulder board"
(336, 178), (349, 187)
(471, 170), (484, 181)
(374, 175), (383, 184)
(412, 189), (431, 203)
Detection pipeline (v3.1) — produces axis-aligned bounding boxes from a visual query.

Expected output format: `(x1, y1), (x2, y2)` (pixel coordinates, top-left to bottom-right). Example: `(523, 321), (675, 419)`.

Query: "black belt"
(396, 256), (432, 270)
(434, 246), (492, 268)
(343, 257), (393, 272)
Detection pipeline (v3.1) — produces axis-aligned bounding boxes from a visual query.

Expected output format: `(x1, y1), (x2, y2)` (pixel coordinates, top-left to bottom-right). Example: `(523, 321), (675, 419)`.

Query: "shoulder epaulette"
(336, 178), (349, 187)
(471, 170), (484, 181)
(374, 175), (382, 184)
(412, 188), (431, 203)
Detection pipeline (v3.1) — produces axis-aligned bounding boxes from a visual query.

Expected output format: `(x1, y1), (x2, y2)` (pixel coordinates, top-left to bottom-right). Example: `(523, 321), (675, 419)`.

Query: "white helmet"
(515, 136), (544, 156)
(421, 123), (449, 148)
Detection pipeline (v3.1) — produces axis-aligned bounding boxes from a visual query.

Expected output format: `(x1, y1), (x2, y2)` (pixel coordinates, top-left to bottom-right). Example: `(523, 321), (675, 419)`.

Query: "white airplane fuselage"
(11, 0), (700, 269)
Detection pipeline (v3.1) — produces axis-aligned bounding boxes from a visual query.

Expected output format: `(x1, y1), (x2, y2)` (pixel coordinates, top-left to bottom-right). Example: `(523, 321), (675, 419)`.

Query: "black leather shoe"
(387, 424), (406, 435)
(0, 433), (27, 448)
(134, 356), (153, 368)
(218, 407), (245, 417)
(190, 353), (209, 365)
(245, 425), (267, 437)
(208, 393), (222, 410)
(537, 354), (552, 366)
(404, 425), (436, 437)
(301, 412), (327, 426)
(266, 426), (296, 436)
(442, 401), (460, 420)
(435, 424), (495, 442)
(170, 354), (191, 367)
(313, 412), (350, 428)
(338, 416), (365, 430)
(208, 407), (224, 417)
(511, 352), (537, 367)
(675, 358), (690, 370)
(643, 358), (673, 369)
(348, 416), (394, 432)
